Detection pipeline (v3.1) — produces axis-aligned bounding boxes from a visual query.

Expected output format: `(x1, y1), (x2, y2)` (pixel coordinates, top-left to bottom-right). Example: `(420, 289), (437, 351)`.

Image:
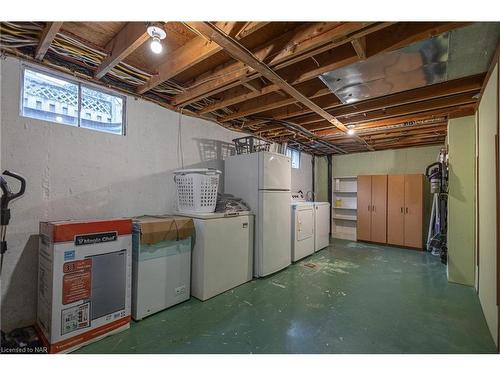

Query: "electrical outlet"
(175, 285), (186, 296)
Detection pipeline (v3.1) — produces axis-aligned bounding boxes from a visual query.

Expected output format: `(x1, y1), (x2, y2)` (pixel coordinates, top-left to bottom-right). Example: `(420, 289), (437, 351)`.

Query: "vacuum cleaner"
(0, 170), (26, 276)
(0, 170), (34, 352)
(425, 148), (448, 264)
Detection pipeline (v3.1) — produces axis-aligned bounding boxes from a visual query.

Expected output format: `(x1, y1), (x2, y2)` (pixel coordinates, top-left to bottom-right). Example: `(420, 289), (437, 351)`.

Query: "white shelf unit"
(332, 176), (357, 241)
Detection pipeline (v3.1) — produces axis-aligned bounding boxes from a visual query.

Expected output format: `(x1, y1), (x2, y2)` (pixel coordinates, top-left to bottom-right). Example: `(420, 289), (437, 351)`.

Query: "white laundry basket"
(173, 168), (222, 214)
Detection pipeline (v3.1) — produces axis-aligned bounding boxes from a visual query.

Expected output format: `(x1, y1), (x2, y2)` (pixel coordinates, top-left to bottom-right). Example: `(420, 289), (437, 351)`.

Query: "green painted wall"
(314, 156), (328, 202)
(447, 116), (476, 286)
(477, 61), (498, 347)
(332, 145), (443, 177)
(332, 145), (443, 243)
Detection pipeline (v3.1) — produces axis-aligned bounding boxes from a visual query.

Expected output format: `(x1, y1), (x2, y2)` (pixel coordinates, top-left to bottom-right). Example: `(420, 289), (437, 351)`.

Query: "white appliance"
(176, 211), (254, 301)
(314, 202), (331, 251)
(291, 202), (315, 261)
(291, 192), (315, 261)
(131, 216), (193, 321)
(225, 151), (291, 277)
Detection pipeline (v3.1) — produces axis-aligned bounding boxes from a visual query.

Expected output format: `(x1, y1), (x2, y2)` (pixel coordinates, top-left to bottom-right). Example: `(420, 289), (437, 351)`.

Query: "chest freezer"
(176, 212), (254, 301)
(131, 216), (194, 320)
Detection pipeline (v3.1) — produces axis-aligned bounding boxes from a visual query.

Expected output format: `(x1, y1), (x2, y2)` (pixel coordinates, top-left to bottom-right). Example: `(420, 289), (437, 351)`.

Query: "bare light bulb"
(347, 128), (355, 135)
(150, 37), (162, 54)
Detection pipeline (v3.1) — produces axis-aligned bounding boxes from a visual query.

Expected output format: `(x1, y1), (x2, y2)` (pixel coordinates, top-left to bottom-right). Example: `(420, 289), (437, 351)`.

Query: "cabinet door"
(357, 175), (372, 241)
(370, 175), (387, 243)
(387, 175), (405, 246)
(404, 174), (424, 249)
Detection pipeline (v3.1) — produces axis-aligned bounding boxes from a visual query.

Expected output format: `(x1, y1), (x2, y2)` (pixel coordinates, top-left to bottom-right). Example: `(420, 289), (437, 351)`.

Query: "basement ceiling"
(320, 23), (499, 105)
(1, 21), (499, 155)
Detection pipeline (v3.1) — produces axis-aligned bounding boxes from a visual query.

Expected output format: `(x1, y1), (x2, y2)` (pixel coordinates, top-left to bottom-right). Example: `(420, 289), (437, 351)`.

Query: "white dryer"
(314, 202), (331, 251)
(291, 193), (315, 262)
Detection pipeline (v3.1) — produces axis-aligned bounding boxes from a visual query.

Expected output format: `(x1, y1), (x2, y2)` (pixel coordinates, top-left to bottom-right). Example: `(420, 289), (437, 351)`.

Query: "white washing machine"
(291, 193), (315, 262)
(314, 202), (331, 251)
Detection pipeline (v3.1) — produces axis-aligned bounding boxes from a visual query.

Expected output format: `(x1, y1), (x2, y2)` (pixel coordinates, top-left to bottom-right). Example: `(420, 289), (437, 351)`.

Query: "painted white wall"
(291, 151), (313, 196)
(0, 56), (250, 330)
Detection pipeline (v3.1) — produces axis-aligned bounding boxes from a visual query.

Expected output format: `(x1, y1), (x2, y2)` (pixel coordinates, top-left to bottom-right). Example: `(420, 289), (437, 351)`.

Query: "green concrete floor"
(76, 239), (497, 354)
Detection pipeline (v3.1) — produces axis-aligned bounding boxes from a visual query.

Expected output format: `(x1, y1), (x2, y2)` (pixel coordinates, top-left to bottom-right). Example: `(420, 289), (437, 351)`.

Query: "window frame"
(20, 65), (127, 136)
(287, 148), (301, 169)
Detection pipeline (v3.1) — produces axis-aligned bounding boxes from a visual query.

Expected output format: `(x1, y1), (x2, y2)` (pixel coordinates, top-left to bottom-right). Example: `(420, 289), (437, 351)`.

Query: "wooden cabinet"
(356, 175), (387, 243)
(387, 175), (405, 246)
(357, 175), (372, 242)
(358, 174), (423, 249)
(387, 174), (424, 249)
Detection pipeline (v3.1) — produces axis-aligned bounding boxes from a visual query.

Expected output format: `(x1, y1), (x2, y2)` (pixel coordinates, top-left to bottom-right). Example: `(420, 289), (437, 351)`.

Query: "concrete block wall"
(0, 57), (251, 330)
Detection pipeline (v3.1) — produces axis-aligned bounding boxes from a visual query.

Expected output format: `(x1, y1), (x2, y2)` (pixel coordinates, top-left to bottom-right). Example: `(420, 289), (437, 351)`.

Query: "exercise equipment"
(0, 170), (26, 275)
(425, 149), (448, 264)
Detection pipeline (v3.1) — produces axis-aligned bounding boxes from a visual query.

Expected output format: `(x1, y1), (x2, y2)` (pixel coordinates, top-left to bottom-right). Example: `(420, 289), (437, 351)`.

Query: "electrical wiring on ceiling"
(0, 22), (262, 136)
(0, 22), (192, 99)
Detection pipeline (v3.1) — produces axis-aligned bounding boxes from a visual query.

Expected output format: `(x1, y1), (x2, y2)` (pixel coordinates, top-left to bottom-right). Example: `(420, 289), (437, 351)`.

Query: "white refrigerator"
(225, 151), (291, 277)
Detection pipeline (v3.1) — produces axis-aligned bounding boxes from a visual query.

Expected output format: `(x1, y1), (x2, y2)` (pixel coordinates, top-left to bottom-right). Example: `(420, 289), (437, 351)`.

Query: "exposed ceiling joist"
(365, 22), (470, 57)
(185, 22), (352, 138)
(94, 22), (149, 79)
(351, 36), (366, 59)
(220, 83), (332, 122)
(229, 22), (470, 128)
(199, 45), (357, 116)
(137, 22), (268, 94)
(173, 22), (376, 106)
(35, 22), (63, 60)
(251, 74), (483, 134)
(313, 104), (476, 137)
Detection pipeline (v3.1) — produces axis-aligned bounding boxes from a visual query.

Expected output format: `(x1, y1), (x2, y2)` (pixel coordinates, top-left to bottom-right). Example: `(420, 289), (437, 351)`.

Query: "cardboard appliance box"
(36, 218), (132, 353)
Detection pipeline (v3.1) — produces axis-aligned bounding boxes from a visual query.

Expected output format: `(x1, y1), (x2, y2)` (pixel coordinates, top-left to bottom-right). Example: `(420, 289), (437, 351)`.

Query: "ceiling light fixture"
(147, 24), (166, 54)
(347, 125), (356, 136)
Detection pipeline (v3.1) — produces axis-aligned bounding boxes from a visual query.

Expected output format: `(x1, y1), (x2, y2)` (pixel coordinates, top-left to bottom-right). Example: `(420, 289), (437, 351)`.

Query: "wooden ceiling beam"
(365, 22), (470, 57)
(196, 24), (391, 115)
(220, 81), (331, 122)
(235, 22), (468, 127)
(289, 73), (485, 126)
(137, 22), (268, 94)
(94, 22), (149, 79)
(337, 91), (478, 126)
(351, 36), (366, 59)
(311, 104), (476, 137)
(258, 102), (475, 138)
(172, 22), (376, 106)
(250, 74), (483, 132)
(335, 124), (448, 142)
(185, 22), (350, 136)
(198, 45), (357, 115)
(35, 22), (63, 61)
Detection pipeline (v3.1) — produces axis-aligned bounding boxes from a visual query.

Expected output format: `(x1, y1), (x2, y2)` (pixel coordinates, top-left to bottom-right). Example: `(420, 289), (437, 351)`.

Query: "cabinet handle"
(405, 207), (409, 214)
(400, 207), (403, 213)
